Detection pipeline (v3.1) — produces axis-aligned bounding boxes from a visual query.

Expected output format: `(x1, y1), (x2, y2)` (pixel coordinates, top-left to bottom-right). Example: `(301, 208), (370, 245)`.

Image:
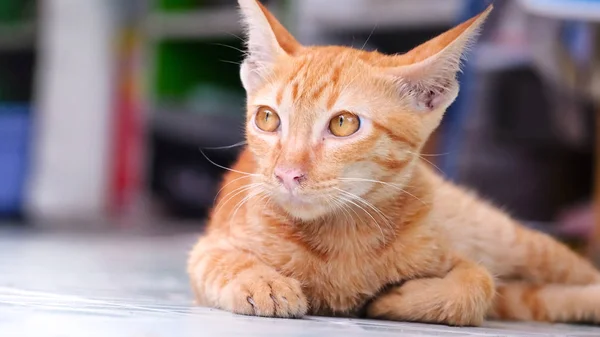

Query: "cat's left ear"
(385, 5), (493, 113)
(238, 0), (303, 93)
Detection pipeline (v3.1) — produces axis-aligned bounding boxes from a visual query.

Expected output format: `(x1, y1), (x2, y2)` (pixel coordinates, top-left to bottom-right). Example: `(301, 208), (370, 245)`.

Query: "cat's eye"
(329, 111), (360, 137)
(255, 106), (281, 132)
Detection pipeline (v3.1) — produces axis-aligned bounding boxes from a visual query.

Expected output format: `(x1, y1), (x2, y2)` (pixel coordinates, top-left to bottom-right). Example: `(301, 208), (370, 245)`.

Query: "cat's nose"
(274, 166), (306, 191)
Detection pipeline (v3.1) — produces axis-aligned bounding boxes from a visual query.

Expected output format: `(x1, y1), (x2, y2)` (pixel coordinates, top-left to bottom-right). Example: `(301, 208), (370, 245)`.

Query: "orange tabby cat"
(188, 0), (600, 326)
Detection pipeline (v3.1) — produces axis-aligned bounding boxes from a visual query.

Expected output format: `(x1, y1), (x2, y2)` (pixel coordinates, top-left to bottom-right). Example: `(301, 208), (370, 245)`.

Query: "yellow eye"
(255, 106), (281, 132)
(329, 111), (360, 137)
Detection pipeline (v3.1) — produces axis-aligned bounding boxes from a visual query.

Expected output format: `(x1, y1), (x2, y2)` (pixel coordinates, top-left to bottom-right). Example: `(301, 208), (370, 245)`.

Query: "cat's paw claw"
(223, 274), (308, 318)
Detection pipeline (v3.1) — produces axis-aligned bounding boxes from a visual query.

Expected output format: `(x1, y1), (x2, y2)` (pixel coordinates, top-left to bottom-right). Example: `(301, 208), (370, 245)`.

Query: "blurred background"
(1, 0), (600, 256)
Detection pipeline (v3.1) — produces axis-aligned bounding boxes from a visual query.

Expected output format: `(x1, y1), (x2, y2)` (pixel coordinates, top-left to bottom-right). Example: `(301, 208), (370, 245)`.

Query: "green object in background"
(156, 0), (204, 12)
(0, 0), (34, 23)
(186, 84), (244, 116)
(155, 0), (240, 11)
(155, 38), (245, 110)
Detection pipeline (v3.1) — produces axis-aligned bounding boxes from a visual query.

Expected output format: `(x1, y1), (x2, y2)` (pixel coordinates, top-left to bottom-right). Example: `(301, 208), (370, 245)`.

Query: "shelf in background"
(144, 8), (241, 40)
(519, 0), (600, 22)
(297, 0), (466, 31)
(0, 21), (35, 50)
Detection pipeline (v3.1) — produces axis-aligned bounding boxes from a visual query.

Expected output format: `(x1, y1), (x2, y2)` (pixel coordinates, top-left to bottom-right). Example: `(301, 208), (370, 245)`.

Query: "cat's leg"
(490, 282), (600, 323)
(366, 255), (494, 326)
(187, 236), (308, 318)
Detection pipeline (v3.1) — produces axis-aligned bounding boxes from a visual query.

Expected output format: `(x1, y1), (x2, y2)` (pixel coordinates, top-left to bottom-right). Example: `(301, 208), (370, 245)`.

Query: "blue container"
(0, 105), (31, 216)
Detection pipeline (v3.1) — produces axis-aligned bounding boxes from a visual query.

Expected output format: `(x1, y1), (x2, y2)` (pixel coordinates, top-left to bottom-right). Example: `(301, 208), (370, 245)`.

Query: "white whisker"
(224, 32), (245, 42)
(336, 193), (385, 241)
(335, 188), (393, 228)
(419, 152), (450, 157)
(215, 183), (262, 215)
(211, 42), (247, 54)
(325, 194), (352, 225)
(407, 151), (445, 175)
(339, 177), (427, 205)
(202, 141), (247, 150)
(338, 197), (358, 226)
(360, 24), (378, 51)
(219, 59), (243, 66)
(214, 174), (254, 203)
(199, 149), (259, 177)
(230, 186), (264, 222)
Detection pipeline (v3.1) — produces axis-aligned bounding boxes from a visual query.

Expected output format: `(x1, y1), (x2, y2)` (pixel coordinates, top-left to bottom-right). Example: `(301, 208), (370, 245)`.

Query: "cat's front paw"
(221, 270), (308, 318)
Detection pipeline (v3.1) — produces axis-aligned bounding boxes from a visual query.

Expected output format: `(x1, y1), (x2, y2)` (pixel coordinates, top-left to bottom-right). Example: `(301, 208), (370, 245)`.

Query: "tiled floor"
(1, 226), (600, 336)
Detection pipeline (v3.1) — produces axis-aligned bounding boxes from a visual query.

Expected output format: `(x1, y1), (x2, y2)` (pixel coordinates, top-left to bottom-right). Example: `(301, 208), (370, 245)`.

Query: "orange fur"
(188, 0), (600, 326)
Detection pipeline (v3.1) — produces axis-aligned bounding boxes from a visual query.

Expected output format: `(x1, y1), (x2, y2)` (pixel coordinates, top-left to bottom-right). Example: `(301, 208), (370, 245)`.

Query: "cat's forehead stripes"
(275, 50), (356, 113)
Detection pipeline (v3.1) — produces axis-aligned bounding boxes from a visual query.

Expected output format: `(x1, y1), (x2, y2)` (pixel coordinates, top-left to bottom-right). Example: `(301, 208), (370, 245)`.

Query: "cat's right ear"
(238, 0), (302, 93)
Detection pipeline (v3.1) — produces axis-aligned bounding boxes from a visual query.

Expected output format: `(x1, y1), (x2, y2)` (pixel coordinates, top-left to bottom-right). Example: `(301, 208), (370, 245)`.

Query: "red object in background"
(109, 29), (144, 217)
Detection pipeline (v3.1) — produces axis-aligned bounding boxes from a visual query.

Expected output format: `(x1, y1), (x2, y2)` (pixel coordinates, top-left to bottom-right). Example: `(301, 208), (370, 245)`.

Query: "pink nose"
(274, 167), (306, 191)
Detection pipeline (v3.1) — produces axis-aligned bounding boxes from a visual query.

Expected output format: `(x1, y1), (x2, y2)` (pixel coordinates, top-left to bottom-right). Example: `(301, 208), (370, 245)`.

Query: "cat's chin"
(274, 195), (331, 221)
(282, 206), (330, 222)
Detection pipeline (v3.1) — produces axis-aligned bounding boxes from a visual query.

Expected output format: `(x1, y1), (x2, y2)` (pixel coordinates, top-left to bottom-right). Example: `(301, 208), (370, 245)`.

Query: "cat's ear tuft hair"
(238, 0), (302, 93)
(385, 4), (493, 113)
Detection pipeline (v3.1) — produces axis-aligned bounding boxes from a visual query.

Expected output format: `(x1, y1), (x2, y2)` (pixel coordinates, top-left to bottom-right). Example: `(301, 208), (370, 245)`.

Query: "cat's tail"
(491, 226), (600, 323)
(490, 282), (600, 323)
(511, 226), (600, 285)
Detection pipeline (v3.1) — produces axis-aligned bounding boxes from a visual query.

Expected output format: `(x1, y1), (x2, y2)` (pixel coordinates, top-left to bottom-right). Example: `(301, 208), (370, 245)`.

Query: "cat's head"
(238, 0), (491, 220)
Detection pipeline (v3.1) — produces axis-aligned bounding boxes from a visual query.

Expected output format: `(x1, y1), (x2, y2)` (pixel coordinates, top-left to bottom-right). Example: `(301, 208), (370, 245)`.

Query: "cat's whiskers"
(334, 187), (392, 238)
(335, 188), (394, 231)
(339, 177), (405, 189)
(324, 194), (353, 225)
(335, 193), (386, 242)
(406, 151), (445, 175)
(220, 59), (243, 66)
(228, 185), (267, 233)
(339, 177), (427, 205)
(337, 198), (355, 225)
(202, 141), (247, 150)
(230, 185), (266, 222)
(215, 182), (263, 215)
(199, 149), (259, 177)
(211, 42), (247, 54)
(337, 196), (360, 228)
(419, 152), (450, 157)
(224, 31), (244, 42)
(360, 24), (378, 51)
(327, 195), (361, 240)
(213, 174), (254, 204)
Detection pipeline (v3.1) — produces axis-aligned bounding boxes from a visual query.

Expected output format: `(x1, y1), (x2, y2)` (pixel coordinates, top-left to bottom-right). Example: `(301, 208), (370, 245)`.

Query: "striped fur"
(188, 0), (600, 326)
